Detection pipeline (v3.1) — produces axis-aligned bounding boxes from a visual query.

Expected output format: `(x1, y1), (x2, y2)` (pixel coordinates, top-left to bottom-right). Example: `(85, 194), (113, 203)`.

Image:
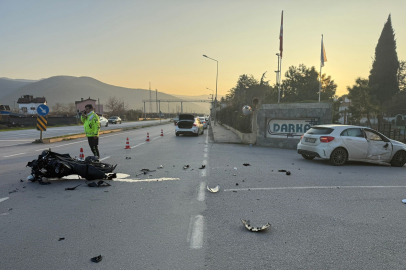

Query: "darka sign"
(267, 118), (319, 138)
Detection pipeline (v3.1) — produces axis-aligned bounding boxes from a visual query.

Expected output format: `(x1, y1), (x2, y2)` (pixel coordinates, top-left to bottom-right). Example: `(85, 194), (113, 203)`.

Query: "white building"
(17, 95), (47, 115)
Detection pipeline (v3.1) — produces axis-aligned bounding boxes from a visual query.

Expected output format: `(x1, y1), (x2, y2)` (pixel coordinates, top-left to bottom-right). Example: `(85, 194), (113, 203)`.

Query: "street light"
(203, 55), (218, 125)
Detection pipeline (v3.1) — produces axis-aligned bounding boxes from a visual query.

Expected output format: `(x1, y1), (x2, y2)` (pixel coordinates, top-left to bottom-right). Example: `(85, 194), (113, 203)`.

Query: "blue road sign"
(37, 104), (49, 116)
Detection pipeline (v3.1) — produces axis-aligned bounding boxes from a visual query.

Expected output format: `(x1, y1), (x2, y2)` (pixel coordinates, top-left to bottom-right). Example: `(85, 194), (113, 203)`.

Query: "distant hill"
(0, 78), (38, 100)
(0, 76), (208, 114)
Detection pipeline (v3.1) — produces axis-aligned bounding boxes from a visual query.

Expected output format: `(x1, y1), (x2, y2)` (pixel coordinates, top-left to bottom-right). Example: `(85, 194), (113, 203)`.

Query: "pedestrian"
(81, 104), (100, 158)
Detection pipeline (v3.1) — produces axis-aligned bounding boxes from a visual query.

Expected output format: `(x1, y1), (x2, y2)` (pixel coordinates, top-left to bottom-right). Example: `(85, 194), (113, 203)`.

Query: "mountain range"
(0, 76), (210, 114)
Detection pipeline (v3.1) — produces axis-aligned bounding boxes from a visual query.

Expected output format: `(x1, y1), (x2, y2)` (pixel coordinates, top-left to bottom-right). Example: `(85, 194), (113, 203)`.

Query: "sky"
(0, 0), (405, 98)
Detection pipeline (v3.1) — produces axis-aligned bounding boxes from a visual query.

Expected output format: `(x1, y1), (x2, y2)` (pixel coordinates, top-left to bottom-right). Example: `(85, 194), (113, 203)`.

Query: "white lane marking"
(4, 152), (26, 158)
(151, 137), (160, 140)
(0, 197), (10, 203)
(99, 156), (110, 161)
(0, 140), (33, 142)
(224, 186), (406, 192)
(113, 178), (179, 183)
(35, 140), (87, 151)
(203, 148), (208, 152)
(189, 215), (204, 249)
(204, 153), (208, 158)
(197, 182), (206, 201)
(131, 142), (146, 148)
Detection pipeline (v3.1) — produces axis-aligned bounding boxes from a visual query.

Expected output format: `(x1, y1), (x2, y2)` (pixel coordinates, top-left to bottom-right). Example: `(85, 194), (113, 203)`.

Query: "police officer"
(81, 104), (100, 158)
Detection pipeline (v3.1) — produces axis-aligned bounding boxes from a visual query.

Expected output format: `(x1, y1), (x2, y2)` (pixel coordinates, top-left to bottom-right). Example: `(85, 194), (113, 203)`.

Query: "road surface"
(1, 123), (405, 269)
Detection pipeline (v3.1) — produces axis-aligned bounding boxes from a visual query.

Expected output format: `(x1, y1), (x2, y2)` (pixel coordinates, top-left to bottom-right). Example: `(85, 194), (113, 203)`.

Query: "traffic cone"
(160, 129), (164, 136)
(146, 133), (150, 142)
(79, 148), (85, 160)
(125, 137), (131, 149)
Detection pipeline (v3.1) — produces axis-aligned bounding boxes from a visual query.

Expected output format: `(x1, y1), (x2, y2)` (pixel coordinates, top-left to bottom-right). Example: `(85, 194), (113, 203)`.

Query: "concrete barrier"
(222, 124), (256, 144)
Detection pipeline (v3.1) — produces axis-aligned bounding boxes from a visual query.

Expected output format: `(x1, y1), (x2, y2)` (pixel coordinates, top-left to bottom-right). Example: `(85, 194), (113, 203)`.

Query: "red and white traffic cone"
(125, 137), (131, 149)
(146, 133), (150, 142)
(79, 148), (85, 161)
(160, 129), (164, 136)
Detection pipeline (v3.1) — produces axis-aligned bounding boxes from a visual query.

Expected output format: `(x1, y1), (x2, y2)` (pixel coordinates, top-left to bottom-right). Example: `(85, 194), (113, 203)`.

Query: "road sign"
(36, 116), (47, 131)
(37, 104), (49, 116)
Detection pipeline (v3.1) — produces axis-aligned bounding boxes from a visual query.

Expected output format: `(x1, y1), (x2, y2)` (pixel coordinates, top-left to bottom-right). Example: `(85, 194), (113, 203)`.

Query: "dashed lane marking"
(197, 182), (206, 201)
(99, 156), (110, 161)
(4, 152), (26, 158)
(188, 215), (204, 249)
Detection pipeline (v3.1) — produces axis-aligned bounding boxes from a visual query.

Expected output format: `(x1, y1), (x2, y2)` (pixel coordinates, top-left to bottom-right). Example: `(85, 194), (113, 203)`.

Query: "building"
(75, 97), (103, 114)
(17, 95), (47, 115)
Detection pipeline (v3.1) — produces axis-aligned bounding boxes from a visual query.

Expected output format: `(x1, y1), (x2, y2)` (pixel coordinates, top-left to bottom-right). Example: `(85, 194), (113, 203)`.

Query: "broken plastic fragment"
(206, 185), (220, 193)
(199, 165), (206, 169)
(58, 238), (65, 241)
(278, 170), (287, 172)
(402, 199), (406, 204)
(91, 255), (102, 263)
(158, 165), (164, 169)
(243, 163), (250, 166)
(241, 219), (271, 232)
(126, 157), (132, 159)
(234, 167), (237, 170)
(286, 171), (291, 175)
(183, 165), (190, 170)
(65, 184), (81, 190)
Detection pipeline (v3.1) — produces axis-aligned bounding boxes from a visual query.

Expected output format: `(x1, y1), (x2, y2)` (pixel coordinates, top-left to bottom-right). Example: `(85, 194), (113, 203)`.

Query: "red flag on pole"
(279, 11), (283, 58)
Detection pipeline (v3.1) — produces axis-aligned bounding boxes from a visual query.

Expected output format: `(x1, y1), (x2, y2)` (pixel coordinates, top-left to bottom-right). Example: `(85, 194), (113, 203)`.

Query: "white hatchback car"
(297, 125), (406, 167)
(175, 114), (204, 136)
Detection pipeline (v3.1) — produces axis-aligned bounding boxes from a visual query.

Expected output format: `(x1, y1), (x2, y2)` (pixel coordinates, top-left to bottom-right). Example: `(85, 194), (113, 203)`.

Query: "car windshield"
(306, 127), (334, 135)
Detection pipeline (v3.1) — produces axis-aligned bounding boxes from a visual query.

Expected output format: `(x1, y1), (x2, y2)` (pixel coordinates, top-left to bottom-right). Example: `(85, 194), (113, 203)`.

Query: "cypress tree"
(369, 14), (399, 104)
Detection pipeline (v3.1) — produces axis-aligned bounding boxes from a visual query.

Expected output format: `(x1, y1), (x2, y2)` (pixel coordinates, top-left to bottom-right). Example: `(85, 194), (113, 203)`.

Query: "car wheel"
(202, 129), (204, 135)
(105, 123), (108, 127)
(301, 154), (315, 160)
(329, 148), (348, 166)
(390, 150), (406, 167)
(176, 133), (179, 137)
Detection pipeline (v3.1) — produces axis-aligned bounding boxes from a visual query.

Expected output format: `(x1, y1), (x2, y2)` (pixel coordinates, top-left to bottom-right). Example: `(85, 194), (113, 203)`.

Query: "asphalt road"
(0, 119), (170, 148)
(1, 124), (406, 269)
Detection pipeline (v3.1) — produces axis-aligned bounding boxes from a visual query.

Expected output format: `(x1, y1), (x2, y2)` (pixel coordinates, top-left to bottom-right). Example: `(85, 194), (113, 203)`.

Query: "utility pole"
(155, 89), (158, 114)
(149, 82), (152, 115)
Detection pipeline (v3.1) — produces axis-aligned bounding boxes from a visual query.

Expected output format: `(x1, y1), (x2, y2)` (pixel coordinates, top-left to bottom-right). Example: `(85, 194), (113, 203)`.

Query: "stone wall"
(256, 102), (332, 149)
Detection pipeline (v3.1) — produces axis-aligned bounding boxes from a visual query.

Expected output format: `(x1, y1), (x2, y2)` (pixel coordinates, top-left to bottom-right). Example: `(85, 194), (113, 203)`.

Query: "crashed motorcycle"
(27, 150), (117, 183)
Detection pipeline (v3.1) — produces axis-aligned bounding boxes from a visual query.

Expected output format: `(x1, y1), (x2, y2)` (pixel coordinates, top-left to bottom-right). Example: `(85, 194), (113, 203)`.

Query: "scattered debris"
(236, 183), (239, 186)
(241, 219), (271, 232)
(234, 167), (237, 170)
(183, 165), (190, 170)
(58, 238), (65, 241)
(8, 190), (17, 194)
(199, 165), (206, 169)
(292, 163), (294, 165)
(125, 157), (132, 159)
(91, 255), (103, 263)
(65, 184), (81, 190)
(233, 174), (236, 176)
(141, 169), (156, 172)
(20, 179), (24, 182)
(402, 199), (406, 204)
(278, 170), (287, 172)
(8, 208), (12, 211)
(233, 191), (237, 193)
(243, 163), (250, 166)
(158, 165), (164, 169)
(207, 185), (220, 193)
(87, 181), (111, 188)
(278, 169), (291, 175)
(106, 173), (117, 180)
(286, 171), (291, 175)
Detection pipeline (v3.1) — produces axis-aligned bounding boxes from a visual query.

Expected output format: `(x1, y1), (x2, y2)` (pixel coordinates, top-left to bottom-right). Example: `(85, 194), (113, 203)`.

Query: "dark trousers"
(87, 137), (100, 158)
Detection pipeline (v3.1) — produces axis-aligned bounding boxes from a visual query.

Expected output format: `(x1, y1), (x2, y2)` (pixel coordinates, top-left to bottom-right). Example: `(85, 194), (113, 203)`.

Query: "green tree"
(347, 78), (376, 126)
(279, 64), (337, 102)
(398, 60), (406, 92)
(369, 14), (400, 105)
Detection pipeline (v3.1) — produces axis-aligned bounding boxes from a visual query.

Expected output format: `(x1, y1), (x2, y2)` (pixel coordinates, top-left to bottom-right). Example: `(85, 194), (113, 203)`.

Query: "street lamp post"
(203, 55), (218, 125)
(206, 87), (214, 119)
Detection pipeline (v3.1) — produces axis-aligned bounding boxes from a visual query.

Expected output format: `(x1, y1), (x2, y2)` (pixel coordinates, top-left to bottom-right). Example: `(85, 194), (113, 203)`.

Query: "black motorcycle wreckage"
(27, 150), (117, 183)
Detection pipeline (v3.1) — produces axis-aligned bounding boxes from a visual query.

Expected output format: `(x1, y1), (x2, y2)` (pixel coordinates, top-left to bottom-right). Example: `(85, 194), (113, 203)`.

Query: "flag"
(321, 35), (327, 67)
(279, 11), (283, 58)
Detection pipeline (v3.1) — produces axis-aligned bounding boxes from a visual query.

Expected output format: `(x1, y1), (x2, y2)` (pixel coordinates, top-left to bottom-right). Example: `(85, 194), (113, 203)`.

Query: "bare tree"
(105, 96), (128, 116)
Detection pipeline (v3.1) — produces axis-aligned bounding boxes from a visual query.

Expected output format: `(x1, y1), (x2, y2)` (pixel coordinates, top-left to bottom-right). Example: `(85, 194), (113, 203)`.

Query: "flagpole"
(279, 56), (282, 102)
(319, 63), (322, 102)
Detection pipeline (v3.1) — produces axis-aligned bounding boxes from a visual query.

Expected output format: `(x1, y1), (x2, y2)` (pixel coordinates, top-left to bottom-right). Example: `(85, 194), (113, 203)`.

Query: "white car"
(198, 117), (208, 129)
(99, 116), (108, 127)
(297, 125), (406, 167)
(175, 114), (204, 137)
